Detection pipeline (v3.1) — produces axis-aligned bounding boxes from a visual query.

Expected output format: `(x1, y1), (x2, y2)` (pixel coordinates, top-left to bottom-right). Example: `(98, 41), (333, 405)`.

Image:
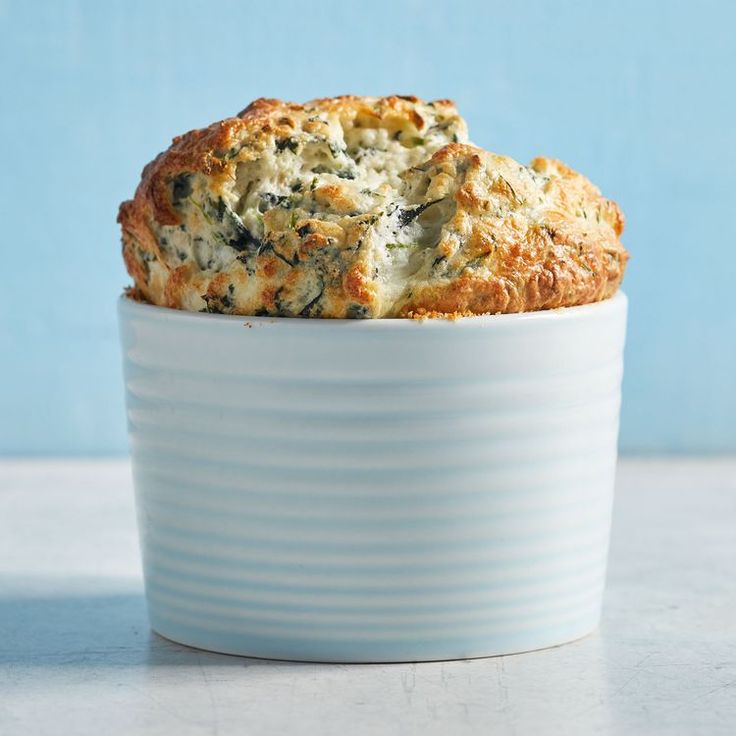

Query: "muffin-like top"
(119, 95), (627, 318)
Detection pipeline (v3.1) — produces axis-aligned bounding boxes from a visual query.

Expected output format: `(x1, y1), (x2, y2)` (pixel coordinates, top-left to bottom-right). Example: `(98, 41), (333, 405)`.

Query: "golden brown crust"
(118, 96), (627, 318)
(392, 145), (627, 316)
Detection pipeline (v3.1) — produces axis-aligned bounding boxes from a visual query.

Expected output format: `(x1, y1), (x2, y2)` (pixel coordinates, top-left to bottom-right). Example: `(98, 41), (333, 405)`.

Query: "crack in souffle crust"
(118, 95), (627, 318)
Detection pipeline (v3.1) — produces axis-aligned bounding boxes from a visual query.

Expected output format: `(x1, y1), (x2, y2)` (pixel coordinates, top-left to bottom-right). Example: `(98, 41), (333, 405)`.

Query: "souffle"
(119, 95), (627, 318)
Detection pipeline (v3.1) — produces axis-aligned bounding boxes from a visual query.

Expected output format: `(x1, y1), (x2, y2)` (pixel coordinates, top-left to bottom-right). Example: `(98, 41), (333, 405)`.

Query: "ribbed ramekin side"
(120, 295), (626, 661)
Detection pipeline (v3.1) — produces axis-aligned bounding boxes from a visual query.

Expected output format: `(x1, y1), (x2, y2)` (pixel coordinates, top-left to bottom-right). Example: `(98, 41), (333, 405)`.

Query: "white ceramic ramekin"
(118, 292), (627, 662)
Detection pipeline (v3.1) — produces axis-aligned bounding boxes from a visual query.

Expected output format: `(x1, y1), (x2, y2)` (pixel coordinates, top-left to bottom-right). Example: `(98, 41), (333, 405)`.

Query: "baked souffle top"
(119, 95), (627, 318)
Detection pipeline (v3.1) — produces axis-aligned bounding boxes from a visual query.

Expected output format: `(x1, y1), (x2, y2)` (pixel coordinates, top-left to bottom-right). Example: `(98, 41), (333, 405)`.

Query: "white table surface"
(1, 458), (735, 736)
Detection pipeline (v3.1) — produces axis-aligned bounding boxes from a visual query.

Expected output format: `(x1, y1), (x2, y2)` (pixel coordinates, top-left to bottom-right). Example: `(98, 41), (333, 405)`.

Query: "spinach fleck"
(171, 174), (192, 206)
(275, 137), (299, 153)
(397, 199), (442, 227)
(346, 304), (369, 319)
(259, 192), (292, 210)
(499, 176), (519, 202)
(299, 285), (325, 317)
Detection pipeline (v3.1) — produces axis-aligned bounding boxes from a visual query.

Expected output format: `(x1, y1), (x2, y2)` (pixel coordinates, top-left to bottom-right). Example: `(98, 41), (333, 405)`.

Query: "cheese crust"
(119, 95), (627, 318)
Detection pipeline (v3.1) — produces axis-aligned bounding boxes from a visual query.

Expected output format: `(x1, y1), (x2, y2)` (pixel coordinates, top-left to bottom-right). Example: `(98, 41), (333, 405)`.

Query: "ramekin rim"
(118, 290), (627, 329)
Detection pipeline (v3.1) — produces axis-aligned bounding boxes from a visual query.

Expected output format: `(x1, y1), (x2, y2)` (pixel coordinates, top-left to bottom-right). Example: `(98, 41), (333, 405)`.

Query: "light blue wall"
(1, 0), (734, 455)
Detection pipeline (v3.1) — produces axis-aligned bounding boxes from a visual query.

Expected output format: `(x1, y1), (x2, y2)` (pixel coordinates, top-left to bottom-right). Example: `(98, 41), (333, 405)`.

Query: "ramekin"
(118, 292), (627, 662)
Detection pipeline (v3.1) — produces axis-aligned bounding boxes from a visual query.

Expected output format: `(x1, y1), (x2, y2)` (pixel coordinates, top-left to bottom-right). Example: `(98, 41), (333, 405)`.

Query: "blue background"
(1, 0), (734, 455)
